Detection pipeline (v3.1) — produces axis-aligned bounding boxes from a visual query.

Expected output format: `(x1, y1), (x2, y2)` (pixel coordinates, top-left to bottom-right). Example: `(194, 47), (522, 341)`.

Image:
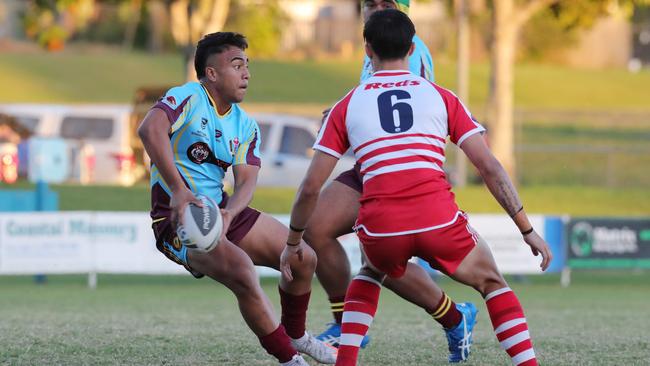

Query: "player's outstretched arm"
(281, 151), (339, 281)
(289, 151), (339, 233)
(460, 133), (553, 271)
(137, 108), (201, 226)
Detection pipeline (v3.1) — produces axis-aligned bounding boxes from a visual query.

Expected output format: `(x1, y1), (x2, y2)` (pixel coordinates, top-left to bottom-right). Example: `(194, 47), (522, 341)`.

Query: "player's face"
(362, 0), (398, 23)
(205, 46), (250, 105)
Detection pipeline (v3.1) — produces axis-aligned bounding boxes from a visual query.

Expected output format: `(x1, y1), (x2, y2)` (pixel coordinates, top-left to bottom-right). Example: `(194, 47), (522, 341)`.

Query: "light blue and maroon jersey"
(360, 34), (434, 83)
(149, 81), (261, 214)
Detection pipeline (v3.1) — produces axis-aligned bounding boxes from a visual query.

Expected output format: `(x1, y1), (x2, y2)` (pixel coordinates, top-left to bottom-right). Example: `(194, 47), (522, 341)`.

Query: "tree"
(168, 0), (231, 81)
(22, 0), (96, 51)
(486, 0), (560, 181)
(486, 0), (650, 181)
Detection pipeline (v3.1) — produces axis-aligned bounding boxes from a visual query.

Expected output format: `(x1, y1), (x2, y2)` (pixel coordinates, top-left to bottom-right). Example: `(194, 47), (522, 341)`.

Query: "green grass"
(0, 51), (185, 104)
(2, 182), (648, 215)
(2, 49), (650, 111)
(0, 272), (648, 365)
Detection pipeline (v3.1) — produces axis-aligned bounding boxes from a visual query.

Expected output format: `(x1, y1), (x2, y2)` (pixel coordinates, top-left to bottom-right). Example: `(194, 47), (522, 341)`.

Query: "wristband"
(289, 224), (305, 232)
(286, 241), (301, 247)
(521, 227), (534, 236)
(510, 206), (524, 218)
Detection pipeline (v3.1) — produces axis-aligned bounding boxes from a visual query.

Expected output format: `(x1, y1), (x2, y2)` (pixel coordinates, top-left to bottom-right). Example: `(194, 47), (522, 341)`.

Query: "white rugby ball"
(176, 194), (222, 252)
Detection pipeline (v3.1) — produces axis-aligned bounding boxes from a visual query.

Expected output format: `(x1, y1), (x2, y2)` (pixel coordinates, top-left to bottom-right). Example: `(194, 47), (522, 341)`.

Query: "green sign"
(567, 218), (650, 269)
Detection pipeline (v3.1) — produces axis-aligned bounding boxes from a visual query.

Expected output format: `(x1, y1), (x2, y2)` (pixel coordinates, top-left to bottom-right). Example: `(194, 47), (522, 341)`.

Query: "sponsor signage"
(0, 212), (568, 277)
(567, 218), (650, 268)
(0, 212), (184, 275)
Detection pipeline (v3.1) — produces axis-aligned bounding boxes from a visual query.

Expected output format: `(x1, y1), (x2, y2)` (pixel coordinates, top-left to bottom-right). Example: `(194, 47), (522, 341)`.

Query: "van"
(246, 113), (356, 187)
(0, 104), (137, 186)
(0, 104), (353, 187)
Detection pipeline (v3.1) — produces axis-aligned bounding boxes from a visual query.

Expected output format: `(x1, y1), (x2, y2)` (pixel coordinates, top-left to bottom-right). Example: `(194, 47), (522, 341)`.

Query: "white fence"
(0, 212), (547, 285)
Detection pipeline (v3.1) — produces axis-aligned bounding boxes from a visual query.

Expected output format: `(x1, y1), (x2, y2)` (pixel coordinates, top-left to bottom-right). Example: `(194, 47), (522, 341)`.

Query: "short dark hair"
(363, 9), (415, 61)
(194, 32), (248, 79)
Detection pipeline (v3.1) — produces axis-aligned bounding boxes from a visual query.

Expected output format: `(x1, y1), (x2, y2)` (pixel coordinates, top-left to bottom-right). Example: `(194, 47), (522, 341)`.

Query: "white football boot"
(280, 354), (310, 366)
(291, 332), (337, 364)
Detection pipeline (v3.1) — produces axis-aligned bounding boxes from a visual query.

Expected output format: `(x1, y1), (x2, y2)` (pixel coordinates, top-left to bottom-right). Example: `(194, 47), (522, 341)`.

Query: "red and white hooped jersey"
(315, 70), (485, 236)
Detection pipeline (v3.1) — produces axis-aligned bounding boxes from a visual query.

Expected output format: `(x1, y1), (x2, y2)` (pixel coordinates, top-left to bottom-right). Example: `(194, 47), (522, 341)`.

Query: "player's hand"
(523, 231), (553, 271)
(170, 187), (202, 229)
(218, 208), (233, 243)
(280, 242), (304, 282)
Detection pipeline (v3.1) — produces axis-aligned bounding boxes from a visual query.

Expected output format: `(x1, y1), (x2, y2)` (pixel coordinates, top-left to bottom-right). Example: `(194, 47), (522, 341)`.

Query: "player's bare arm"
(289, 151), (339, 234)
(281, 151), (339, 281)
(137, 108), (202, 226)
(220, 164), (260, 237)
(460, 133), (552, 270)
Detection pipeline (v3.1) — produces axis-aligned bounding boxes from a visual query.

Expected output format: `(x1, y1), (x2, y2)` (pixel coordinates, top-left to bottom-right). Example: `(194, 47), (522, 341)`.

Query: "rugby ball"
(176, 194), (222, 252)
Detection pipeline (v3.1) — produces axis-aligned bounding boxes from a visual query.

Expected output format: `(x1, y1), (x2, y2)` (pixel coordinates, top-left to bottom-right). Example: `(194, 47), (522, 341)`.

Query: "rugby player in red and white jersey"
(282, 9), (552, 366)
(307, 1), (472, 360)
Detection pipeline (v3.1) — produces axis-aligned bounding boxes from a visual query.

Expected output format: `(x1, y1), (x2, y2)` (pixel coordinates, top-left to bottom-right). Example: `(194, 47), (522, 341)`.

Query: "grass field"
(2, 49), (650, 188)
(2, 49), (650, 111)
(2, 182), (649, 216)
(1, 272), (649, 365)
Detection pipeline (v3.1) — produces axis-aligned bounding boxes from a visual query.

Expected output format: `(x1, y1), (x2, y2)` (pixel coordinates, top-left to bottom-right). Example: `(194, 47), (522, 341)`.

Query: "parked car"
(0, 104), (136, 186)
(0, 104), (353, 187)
(244, 113), (355, 187)
(0, 142), (18, 184)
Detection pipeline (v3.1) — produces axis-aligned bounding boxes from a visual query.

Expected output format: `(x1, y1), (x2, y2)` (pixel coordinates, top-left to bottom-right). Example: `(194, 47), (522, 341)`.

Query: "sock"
(485, 287), (537, 366)
(258, 324), (297, 363)
(336, 275), (382, 366)
(329, 295), (345, 324)
(279, 287), (311, 339)
(429, 292), (462, 329)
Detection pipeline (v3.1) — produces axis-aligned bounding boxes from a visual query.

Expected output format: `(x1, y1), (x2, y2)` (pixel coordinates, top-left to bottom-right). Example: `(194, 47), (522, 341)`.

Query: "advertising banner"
(567, 218), (650, 268)
(0, 212), (565, 278)
(0, 212), (183, 275)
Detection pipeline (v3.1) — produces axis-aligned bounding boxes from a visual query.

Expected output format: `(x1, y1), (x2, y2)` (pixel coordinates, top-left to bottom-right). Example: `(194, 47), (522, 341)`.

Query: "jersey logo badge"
(186, 142), (232, 170)
(229, 137), (240, 156)
(187, 142), (211, 164)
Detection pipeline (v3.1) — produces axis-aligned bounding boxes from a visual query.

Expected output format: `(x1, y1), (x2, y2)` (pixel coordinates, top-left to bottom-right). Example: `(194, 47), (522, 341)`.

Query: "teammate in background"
(138, 32), (336, 366)
(284, 10), (552, 366)
(309, 0), (473, 361)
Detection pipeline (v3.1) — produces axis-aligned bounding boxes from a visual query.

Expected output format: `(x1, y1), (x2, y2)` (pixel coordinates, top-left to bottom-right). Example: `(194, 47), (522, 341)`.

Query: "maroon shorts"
(151, 188), (260, 274)
(356, 213), (478, 278)
(334, 165), (363, 193)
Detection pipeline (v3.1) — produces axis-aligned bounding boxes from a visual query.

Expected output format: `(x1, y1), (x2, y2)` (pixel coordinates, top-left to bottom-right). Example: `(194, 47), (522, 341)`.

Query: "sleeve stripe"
(457, 126), (486, 146)
(245, 130), (261, 166)
(314, 145), (343, 158)
(152, 96), (191, 133)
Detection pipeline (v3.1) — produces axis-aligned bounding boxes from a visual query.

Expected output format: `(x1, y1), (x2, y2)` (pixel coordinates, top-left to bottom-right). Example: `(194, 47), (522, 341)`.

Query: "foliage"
(517, 0), (650, 61)
(20, 0), (96, 51)
(223, 0), (288, 58)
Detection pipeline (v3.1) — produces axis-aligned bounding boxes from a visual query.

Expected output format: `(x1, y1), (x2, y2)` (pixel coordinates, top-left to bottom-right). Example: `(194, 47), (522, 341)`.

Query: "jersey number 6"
(377, 90), (413, 134)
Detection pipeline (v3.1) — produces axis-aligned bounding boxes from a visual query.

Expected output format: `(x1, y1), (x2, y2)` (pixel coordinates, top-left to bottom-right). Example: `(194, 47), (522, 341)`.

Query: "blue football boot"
(445, 302), (478, 363)
(315, 322), (371, 348)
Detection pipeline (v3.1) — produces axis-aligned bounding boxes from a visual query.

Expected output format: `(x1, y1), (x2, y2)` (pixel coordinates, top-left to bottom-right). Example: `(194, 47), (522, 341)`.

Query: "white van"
(0, 104), (137, 186)
(0, 104), (353, 187)
(248, 113), (356, 187)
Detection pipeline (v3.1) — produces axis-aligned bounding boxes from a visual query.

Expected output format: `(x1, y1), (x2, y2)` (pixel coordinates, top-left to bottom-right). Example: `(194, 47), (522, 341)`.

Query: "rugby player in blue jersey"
(138, 32), (335, 366)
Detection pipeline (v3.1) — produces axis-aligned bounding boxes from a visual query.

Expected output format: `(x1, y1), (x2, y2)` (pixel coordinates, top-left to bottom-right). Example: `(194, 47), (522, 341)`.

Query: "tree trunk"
(178, 0), (230, 82)
(122, 0), (143, 50)
(454, 0), (470, 187)
(487, 0), (518, 181)
(147, 0), (168, 53)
